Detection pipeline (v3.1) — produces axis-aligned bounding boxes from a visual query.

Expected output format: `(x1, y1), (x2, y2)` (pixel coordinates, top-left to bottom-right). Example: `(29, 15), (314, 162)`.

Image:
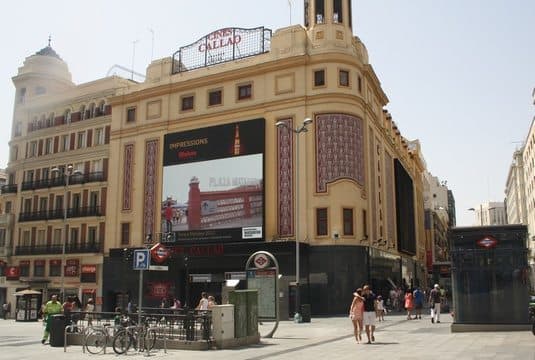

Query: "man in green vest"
(41, 294), (63, 344)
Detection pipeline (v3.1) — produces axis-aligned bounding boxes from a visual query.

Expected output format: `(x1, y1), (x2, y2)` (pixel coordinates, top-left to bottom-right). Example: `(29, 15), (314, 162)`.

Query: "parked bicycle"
(112, 317), (157, 354)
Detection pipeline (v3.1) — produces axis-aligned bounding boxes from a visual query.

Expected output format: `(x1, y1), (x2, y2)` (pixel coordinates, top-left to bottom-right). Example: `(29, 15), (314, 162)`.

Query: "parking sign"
(133, 249), (150, 270)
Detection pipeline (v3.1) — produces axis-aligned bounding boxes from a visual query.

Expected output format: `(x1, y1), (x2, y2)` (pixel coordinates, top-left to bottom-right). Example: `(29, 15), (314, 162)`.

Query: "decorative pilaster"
(277, 118), (294, 237)
(122, 144), (134, 210)
(143, 139), (159, 237)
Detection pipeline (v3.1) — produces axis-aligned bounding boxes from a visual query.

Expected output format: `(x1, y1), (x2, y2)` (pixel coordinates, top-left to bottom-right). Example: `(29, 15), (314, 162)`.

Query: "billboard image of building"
(162, 118), (265, 243)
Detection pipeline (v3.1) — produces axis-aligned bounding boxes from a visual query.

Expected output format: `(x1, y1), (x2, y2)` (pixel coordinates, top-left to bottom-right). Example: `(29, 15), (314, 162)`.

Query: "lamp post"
(51, 164), (82, 301)
(275, 117), (312, 322)
(468, 205), (495, 226)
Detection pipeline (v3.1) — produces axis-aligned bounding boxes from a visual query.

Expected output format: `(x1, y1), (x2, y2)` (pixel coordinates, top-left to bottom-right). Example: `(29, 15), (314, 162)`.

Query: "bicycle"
(112, 318), (157, 354)
(84, 325), (108, 354)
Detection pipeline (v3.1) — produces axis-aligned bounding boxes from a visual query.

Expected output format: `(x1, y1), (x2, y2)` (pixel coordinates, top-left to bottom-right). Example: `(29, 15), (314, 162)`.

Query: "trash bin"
(301, 304), (311, 323)
(49, 314), (67, 347)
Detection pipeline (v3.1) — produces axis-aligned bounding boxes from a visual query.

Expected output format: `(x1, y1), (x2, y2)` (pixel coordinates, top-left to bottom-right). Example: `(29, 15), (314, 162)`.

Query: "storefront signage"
(476, 235), (498, 249)
(5, 266), (19, 280)
(172, 27), (272, 73)
(81, 265), (97, 273)
(190, 273), (212, 283)
(147, 281), (171, 299)
(65, 259), (79, 277)
(225, 271), (246, 280)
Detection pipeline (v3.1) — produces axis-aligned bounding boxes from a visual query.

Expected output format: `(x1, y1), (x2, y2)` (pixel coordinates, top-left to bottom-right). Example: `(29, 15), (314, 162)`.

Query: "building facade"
(472, 202), (507, 226)
(505, 148), (527, 225)
(0, 44), (133, 312)
(102, 0), (427, 315)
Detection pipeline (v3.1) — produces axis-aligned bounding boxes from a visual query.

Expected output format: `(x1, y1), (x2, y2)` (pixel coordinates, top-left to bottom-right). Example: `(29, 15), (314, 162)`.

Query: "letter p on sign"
(133, 249), (150, 270)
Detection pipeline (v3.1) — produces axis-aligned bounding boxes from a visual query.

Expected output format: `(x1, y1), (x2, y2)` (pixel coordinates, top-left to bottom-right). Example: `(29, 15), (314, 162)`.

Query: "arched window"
(98, 100), (106, 116)
(64, 109), (71, 124)
(48, 112), (55, 127)
(89, 103), (96, 118)
(80, 105), (86, 120)
(315, 0), (325, 24)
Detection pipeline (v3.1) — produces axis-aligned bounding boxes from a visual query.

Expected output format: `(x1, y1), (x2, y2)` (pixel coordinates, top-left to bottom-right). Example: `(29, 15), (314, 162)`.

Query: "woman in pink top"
(349, 288), (365, 343)
(404, 289), (414, 320)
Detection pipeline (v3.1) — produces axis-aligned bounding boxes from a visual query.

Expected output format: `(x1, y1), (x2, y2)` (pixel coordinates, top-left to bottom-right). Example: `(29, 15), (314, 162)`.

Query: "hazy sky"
(1, 1), (534, 226)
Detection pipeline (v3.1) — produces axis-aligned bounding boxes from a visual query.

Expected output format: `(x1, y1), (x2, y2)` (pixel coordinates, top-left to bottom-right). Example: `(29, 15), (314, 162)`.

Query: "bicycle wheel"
(112, 329), (131, 354)
(85, 328), (107, 355)
(144, 329), (157, 351)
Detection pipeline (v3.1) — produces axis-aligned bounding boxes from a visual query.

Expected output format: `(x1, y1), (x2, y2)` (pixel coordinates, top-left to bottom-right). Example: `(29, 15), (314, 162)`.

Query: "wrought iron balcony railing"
(18, 206), (103, 222)
(14, 241), (102, 255)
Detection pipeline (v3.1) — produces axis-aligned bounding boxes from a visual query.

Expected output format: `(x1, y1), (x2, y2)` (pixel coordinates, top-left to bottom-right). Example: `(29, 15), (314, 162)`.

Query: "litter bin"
(301, 304), (311, 323)
(49, 314), (67, 347)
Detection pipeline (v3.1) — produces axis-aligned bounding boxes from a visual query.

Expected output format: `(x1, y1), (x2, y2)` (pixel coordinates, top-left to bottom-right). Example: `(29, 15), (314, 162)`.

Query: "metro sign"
(476, 235), (498, 249)
(150, 243), (170, 264)
(253, 253), (269, 269)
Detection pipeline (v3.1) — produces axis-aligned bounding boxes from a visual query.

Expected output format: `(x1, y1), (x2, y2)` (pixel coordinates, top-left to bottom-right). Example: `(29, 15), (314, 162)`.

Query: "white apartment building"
(471, 201), (507, 226)
(505, 148), (527, 225)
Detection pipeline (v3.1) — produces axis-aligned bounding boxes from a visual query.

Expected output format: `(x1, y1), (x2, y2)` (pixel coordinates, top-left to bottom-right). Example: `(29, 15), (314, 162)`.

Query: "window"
(90, 191), (99, 208)
(92, 159), (103, 172)
(339, 70), (349, 87)
(237, 84), (252, 100)
(357, 76), (362, 93)
(0, 229), (5, 247)
(333, 0), (343, 23)
(17, 88), (26, 104)
(181, 95), (194, 111)
(208, 90), (222, 106)
(314, 70), (325, 87)
(53, 229), (62, 246)
(316, 208), (328, 236)
(39, 198), (47, 213)
(22, 231), (30, 246)
(45, 138), (53, 155)
(121, 223), (130, 245)
(315, 0), (325, 23)
(362, 209), (368, 238)
(65, 109), (71, 123)
(34, 260), (45, 277)
(61, 135), (69, 152)
(88, 226), (97, 246)
(50, 260), (61, 277)
(77, 131), (86, 149)
(14, 122), (22, 136)
(19, 262), (30, 277)
(5, 201), (12, 214)
(94, 128), (104, 146)
(70, 228), (79, 250)
(29, 141), (38, 157)
(10, 145), (18, 161)
(343, 208), (354, 236)
(126, 107), (136, 123)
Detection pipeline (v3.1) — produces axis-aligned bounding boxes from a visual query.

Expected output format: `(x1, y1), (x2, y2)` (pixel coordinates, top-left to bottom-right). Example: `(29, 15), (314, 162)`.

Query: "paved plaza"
(0, 313), (533, 360)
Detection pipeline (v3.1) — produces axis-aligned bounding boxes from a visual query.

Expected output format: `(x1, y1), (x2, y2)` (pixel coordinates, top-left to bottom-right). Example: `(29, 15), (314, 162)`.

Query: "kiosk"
(14, 289), (42, 322)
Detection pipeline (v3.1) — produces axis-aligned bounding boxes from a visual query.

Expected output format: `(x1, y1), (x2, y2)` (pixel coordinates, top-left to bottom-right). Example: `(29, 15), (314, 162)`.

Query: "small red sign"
(476, 235), (498, 249)
(65, 259), (79, 277)
(81, 265), (97, 274)
(254, 253), (269, 269)
(147, 281), (171, 299)
(5, 266), (19, 280)
(151, 243), (170, 264)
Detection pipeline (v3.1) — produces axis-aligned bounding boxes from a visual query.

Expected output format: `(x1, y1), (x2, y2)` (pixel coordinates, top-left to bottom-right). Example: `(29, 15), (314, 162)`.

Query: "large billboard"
(162, 118), (265, 243)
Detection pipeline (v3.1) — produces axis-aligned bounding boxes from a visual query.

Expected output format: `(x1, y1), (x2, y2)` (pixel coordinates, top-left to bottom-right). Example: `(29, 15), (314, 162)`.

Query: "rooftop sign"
(172, 27), (272, 74)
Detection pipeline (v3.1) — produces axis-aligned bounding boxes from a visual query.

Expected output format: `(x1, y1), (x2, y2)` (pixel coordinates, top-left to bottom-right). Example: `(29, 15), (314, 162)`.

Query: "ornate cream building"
(103, 0), (426, 315)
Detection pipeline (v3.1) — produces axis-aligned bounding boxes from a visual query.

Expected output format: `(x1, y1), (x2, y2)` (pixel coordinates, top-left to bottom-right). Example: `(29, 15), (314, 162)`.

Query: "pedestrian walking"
(404, 289), (414, 320)
(362, 285), (376, 344)
(41, 295), (63, 344)
(349, 288), (364, 343)
(196, 292), (209, 311)
(2, 303), (8, 320)
(413, 287), (424, 319)
(429, 284), (442, 323)
(84, 298), (95, 326)
(375, 295), (385, 321)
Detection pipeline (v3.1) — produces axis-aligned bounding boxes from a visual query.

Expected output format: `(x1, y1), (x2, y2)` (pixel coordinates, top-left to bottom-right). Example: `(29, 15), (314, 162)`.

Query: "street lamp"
(51, 164), (82, 301)
(275, 117), (312, 322)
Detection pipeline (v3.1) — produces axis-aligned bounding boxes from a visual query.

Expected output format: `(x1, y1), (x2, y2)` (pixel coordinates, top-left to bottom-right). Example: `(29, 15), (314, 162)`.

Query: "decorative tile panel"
(316, 114), (364, 193)
(277, 119), (294, 237)
(143, 139), (159, 238)
(122, 144), (134, 210)
(369, 128), (377, 241)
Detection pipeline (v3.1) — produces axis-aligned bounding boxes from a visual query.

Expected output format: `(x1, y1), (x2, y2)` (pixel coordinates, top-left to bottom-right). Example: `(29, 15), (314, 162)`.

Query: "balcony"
(19, 171), (106, 192)
(18, 206), (103, 222)
(1, 184), (17, 194)
(15, 241), (102, 255)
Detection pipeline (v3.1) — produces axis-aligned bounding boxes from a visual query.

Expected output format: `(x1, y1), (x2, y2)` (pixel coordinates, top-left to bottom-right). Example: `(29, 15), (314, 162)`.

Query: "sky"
(0, 0), (534, 226)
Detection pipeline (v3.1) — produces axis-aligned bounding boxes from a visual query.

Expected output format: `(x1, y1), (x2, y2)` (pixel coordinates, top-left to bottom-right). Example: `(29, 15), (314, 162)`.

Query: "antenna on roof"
(131, 39), (139, 80)
(48, 35), (51, 47)
(288, 0), (293, 25)
(149, 28), (155, 61)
